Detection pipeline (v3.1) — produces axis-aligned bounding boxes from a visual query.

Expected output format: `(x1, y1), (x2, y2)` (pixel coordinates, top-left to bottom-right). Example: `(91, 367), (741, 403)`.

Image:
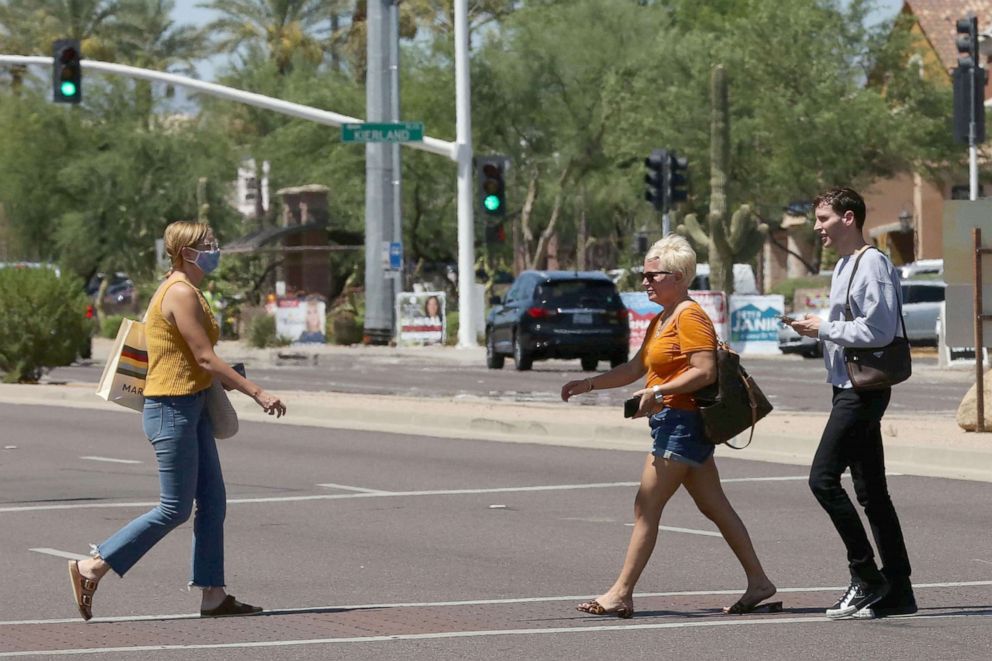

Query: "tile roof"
(906, 0), (992, 71)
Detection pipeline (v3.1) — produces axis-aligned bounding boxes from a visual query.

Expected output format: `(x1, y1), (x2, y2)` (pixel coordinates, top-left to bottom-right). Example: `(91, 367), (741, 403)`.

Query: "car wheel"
(513, 332), (533, 371)
(580, 356), (598, 372)
(486, 331), (504, 369)
(609, 352), (628, 368)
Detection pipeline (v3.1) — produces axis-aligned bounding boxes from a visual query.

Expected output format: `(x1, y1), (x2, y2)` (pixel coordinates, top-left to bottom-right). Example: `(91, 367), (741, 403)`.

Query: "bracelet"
(586, 378), (594, 392)
(652, 385), (663, 402)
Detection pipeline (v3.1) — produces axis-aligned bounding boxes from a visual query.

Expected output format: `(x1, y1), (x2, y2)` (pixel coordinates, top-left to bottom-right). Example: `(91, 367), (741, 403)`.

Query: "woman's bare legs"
(681, 456), (777, 611)
(578, 453), (690, 615)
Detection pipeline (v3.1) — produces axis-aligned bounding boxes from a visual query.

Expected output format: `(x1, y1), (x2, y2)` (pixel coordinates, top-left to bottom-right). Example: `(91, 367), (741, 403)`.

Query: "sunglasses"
(642, 270), (675, 280)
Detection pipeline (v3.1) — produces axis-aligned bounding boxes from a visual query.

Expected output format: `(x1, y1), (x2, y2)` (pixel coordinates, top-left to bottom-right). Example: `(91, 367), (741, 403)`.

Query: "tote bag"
(694, 343), (774, 449)
(95, 318), (147, 412)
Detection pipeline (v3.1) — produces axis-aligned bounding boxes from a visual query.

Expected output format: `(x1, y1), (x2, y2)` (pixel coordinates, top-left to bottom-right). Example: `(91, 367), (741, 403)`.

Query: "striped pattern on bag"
(116, 344), (148, 379)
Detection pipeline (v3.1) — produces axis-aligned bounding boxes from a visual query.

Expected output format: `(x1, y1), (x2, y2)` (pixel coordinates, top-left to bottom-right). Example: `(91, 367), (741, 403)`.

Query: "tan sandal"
(68, 560), (98, 621)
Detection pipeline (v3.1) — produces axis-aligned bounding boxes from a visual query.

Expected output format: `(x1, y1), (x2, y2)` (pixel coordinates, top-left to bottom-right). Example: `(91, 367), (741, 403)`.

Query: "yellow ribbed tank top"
(143, 279), (220, 397)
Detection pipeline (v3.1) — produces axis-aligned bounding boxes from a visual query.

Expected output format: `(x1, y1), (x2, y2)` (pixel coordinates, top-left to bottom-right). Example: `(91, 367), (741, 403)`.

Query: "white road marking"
(1, 610), (989, 657)
(316, 482), (392, 494)
(623, 524), (722, 538)
(1, 581), (988, 627)
(28, 548), (89, 561)
(0, 473), (905, 514)
(973, 559), (992, 565)
(79, 456), (142, 465)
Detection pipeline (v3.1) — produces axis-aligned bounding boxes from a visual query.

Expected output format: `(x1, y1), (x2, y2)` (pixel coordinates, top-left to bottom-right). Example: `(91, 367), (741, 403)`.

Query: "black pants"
(808, 387), (911, 584)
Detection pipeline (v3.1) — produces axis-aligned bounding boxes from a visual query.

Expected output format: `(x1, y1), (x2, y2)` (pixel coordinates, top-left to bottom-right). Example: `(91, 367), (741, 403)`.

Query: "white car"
(778, 280), (945, 357)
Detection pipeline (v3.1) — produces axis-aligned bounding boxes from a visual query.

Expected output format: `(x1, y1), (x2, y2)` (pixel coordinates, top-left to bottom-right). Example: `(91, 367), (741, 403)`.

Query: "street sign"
(342, 122), (424, 143)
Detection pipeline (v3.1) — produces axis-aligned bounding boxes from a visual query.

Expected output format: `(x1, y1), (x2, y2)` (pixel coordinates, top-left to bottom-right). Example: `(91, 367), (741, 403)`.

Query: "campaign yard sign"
(619, 292), (662, 352)
(729, 295), (784, 354)
(396, 291), (446, 346)
(620, 290), (728, 352)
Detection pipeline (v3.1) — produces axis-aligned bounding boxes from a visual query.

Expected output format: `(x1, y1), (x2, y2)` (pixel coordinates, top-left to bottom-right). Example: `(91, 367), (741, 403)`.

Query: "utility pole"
(363, 0), (397, 344)
(389, 0), (403, 296)
(455, 0), (475, 347)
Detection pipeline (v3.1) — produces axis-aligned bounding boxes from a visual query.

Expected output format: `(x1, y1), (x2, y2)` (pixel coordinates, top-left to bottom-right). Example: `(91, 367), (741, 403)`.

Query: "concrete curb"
(3, 382), (990, 483)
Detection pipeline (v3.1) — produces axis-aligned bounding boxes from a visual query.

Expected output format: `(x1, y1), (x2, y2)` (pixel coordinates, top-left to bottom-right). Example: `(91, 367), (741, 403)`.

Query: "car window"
(535, 280), (619, 305)
(902, 285), (944, 304)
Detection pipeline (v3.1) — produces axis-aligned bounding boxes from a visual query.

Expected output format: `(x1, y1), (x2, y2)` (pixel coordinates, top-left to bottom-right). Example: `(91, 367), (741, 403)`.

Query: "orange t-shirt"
(641, 301), (717, 411)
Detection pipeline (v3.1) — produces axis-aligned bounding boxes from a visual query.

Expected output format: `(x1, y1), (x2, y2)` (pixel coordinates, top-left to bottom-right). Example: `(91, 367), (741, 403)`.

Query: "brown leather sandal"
(68, 560), (98, 621)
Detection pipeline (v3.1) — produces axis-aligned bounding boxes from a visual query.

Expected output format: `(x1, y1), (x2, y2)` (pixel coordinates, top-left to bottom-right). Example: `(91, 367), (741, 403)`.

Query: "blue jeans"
(97, 391), (227, 587)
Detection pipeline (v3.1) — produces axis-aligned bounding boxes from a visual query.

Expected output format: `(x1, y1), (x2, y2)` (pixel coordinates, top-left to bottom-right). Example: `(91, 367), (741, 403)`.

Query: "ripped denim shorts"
(648, 407), (713, 467)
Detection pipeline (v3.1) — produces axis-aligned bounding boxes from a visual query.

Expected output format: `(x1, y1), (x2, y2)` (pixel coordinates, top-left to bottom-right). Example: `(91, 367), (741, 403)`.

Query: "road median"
(1, 383), (988, 482)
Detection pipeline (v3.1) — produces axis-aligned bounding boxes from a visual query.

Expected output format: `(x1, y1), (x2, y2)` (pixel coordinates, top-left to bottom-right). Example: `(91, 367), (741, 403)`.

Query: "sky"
(170, 0), (907, 82)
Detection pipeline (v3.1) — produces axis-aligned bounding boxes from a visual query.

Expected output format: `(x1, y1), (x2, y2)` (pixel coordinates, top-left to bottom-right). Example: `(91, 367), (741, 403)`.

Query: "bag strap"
(726, 369), (759, 450)
(843, 245), (909, 340)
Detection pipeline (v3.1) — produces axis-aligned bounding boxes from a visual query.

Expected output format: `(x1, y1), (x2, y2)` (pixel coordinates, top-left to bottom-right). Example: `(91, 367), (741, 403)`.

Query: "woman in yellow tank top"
(560, 235), (777, 618)
(67, 221), (286, 621)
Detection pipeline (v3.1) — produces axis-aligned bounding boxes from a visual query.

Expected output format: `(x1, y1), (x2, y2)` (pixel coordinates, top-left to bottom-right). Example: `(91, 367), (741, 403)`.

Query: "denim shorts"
(648, 407), (713, 467)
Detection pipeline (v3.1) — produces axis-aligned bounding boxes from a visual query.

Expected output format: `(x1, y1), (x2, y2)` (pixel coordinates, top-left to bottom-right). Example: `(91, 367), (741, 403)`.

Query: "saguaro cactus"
(678, 65), (767, 295)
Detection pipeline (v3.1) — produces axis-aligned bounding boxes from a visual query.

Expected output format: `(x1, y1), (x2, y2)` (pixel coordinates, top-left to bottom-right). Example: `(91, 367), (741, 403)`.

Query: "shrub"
(101, 314), (124, 338)
(0, 267), (88, 382)
(247, 313), (278, 348)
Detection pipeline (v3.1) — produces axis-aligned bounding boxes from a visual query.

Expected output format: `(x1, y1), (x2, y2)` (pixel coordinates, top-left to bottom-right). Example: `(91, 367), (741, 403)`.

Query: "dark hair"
(813, 187), (866, 229)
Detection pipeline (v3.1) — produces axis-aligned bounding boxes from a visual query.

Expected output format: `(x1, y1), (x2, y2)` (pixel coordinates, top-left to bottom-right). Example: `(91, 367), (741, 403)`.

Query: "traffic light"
(644, 149), (667, 211)
(953, 15), (986, 145)
(477, 156), (506, 217)
(667, 152), (688, 204)
(52, 39), (82, 104)
(957, 15), (979, 68)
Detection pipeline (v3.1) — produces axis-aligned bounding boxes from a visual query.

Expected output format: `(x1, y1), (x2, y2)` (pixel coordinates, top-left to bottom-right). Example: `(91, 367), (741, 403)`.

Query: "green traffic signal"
(60, 81), (78, 98)
(483, 194), (502, 212)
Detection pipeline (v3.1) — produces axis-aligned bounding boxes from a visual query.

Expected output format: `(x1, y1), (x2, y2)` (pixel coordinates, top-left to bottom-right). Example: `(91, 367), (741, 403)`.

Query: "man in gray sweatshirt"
(787, 187), (915, 620)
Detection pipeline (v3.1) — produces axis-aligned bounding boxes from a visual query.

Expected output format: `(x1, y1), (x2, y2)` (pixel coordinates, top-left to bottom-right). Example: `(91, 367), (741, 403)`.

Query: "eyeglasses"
(642, 270), (674, 281)
(196, 240), (220, 252)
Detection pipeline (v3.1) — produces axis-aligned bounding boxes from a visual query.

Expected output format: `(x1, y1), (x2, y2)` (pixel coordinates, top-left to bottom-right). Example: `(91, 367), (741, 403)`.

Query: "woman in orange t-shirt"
(561, 235), (777, 618)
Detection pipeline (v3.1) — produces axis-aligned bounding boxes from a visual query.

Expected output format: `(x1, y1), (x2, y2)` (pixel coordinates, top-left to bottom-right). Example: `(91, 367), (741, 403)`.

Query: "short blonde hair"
(645, 234), (697, 284)
(164, 221), (211, 270)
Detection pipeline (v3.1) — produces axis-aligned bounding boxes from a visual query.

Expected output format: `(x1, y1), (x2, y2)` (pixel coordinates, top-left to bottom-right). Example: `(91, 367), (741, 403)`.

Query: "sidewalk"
(3, 380), (990, 483)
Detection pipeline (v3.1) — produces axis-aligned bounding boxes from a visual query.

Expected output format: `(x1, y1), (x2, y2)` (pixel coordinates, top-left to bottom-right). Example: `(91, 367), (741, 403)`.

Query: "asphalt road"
(49, 352), (972, 415)
(1, 402), (989, 659)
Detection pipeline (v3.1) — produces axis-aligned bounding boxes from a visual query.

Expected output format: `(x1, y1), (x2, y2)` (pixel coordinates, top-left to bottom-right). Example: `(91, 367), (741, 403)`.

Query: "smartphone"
(780, 315), (796, 325)
(623, 396), (640, 419)
(231, 362), (246, 378)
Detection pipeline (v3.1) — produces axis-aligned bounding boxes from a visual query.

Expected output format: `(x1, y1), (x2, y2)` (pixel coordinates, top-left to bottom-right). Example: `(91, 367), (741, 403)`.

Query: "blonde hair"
(164, 221), (211, 271)
(645, 234), (697, 284)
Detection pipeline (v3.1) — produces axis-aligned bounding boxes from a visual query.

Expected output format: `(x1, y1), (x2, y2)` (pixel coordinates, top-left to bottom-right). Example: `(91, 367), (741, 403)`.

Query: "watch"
(652, 385), (663, 402)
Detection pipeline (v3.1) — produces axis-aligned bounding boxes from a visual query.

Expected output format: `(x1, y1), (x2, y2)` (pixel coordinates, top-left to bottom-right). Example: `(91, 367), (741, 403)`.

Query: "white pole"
(454, 0), (477, 347)
(0, 55), (457, 160)
(970, 144), (979, 201)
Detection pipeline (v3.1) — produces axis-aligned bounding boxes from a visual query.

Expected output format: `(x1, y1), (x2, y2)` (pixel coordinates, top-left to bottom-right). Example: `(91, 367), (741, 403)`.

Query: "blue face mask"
(187, 248), (221, 274)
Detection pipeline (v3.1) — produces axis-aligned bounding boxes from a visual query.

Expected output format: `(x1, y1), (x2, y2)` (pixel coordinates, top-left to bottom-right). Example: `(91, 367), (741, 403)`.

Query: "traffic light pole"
(454, 0), (476, 347)
(970, 62), (979, 201)
(0, 26), (483, 347)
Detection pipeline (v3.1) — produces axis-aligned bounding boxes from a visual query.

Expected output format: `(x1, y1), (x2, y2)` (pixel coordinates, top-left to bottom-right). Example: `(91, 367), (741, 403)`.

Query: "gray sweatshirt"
(817, 247), (904, 388)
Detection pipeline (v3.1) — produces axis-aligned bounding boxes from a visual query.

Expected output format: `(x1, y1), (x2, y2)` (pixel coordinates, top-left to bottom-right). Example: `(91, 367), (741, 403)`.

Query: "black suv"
(486, 270), (629, 371)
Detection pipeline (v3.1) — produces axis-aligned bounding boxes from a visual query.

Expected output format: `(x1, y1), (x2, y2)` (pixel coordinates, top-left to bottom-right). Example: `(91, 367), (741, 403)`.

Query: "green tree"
(115, 0), (209, 128)
(199, 0), (326, 75)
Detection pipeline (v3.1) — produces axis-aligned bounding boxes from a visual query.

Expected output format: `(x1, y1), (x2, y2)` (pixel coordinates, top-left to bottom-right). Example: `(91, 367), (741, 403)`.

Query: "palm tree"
(115, 0), (208, 127)
(0, 0), (125, 91)
(199, 0), (326, 75)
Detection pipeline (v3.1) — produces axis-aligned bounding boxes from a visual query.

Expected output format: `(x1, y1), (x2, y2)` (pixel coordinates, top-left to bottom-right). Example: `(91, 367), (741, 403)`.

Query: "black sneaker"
(825, 580), (890, 619)
(852, 586), (918, 619)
